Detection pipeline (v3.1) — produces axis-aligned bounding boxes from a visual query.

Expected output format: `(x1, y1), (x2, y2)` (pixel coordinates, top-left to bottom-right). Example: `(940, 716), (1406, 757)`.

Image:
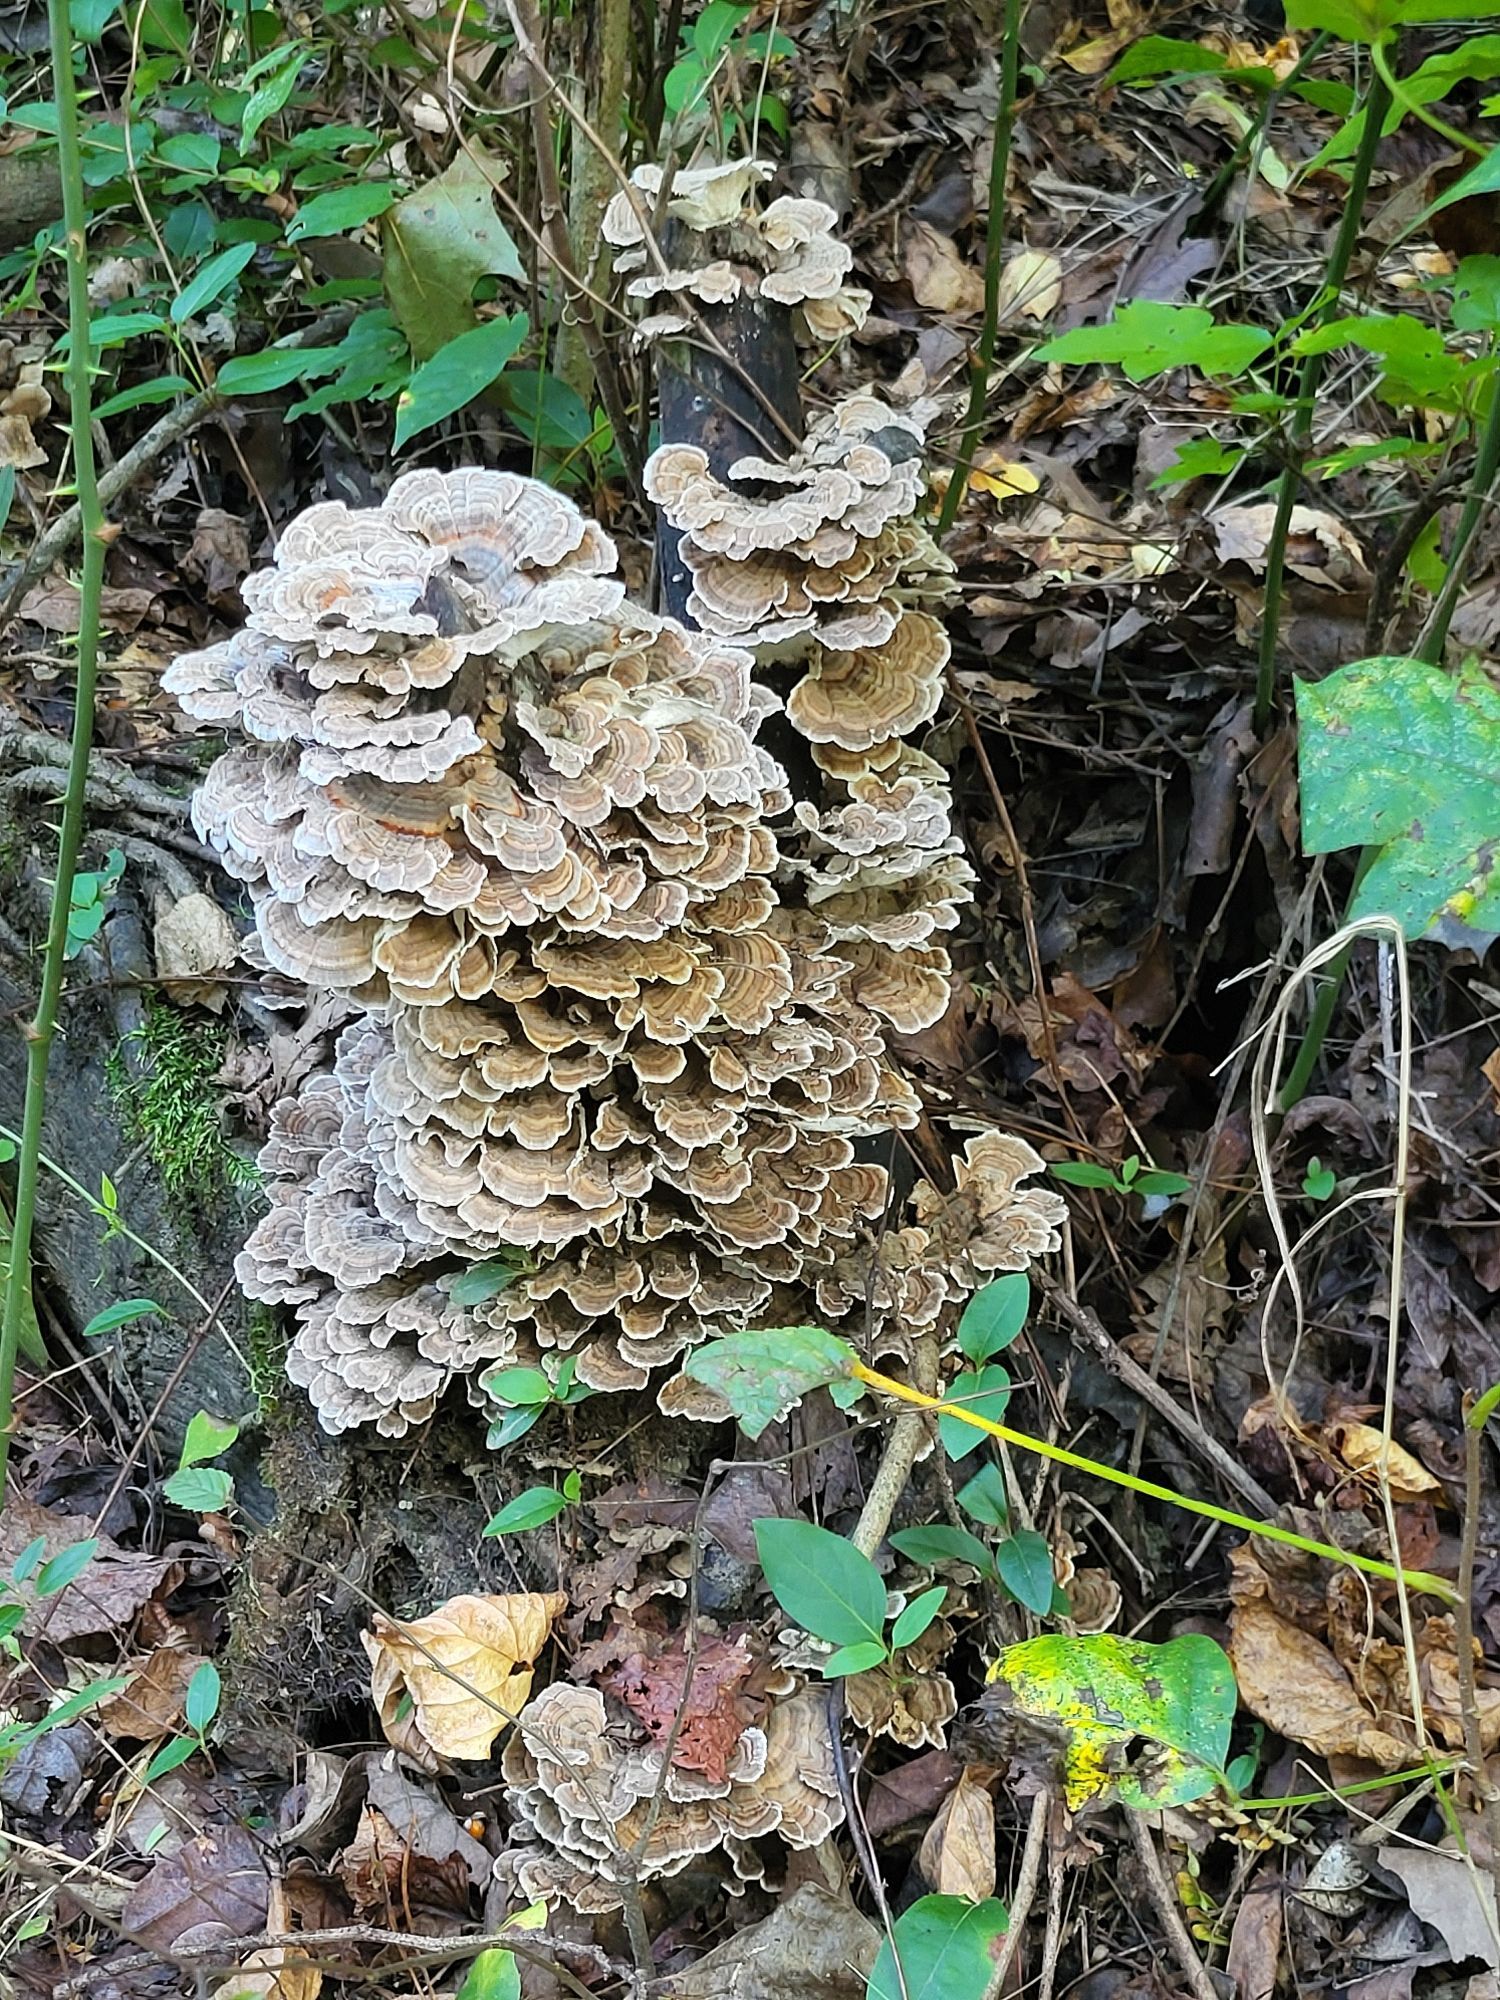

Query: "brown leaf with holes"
(918, 1767), (997, 1900)
(598, 1631), (759, 1784)
(362, 1592), (564, 1767)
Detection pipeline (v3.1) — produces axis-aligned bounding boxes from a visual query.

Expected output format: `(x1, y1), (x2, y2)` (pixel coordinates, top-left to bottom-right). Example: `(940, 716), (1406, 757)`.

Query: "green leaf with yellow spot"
(984, 1632), (1236, 1811)
(1297, 656), (1500, 942)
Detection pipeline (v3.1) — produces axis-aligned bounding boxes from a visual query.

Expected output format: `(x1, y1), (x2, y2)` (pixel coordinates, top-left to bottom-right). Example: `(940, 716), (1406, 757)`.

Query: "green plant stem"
(1195, 32), (1330, 218)
(850, 1360), (1456, 1601)
(1420, 351), (1500, 664)
(1253, 67), (1392, 732)
(935, 0), (1024, 537)
(1370, 34), (1485, 159)
(0, 0), (105, 1500)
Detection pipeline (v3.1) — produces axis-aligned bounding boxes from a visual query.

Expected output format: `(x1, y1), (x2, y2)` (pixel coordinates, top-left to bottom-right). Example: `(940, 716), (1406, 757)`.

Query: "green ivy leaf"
(823, 1638), (890, 1677)
(891, 1583), (948, 1652)
(288, 182), (398, 243)
(1151, 437), (1246, 489)
(393, 312), (530, 450)
(939, 1364), (1012, 1461)
(171, 243), (257, 326)
(1133, 1169), (1193, 1198)
(684, 1326), (855, 1438)
(1035, 301), (1272, 383)
(448, 1256), (531, 1307)
(482, 1365), (554, 1406)
(383, 149), (526, 359)
(143, 1734), (201, 1784)
(867, 1895), (1011, 2000)
(93, 376), (196, 419)
(996, 1529), (1056, 1613)
(985, 1632), (1236, 1810)
(185, 1660), (221, 1736)
(1106, 35), (1231, 83)
(1297, 655), (1500, 939)
(484, 1487), (568, 1536)
(216, 347), (343, 397)
(35, 1540), (99, 1597)
(959, 1275), (1030, 1363)
(890, 1524), (996, 1572)
(1050, 1160), (1120, 1188)
(162, 1466), (234, 1513)
(456, 1948), (521, 2000)
(754, 1518), (886, 1649)
(956, 1463), (1010, 1528)
(179, 1410), (240, 1468)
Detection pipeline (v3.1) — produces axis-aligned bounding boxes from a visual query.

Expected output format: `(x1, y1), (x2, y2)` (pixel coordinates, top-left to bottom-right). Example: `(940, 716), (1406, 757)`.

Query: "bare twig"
(1125, 1814), (1220, 2000)
(981, 1789), (1050, 2000)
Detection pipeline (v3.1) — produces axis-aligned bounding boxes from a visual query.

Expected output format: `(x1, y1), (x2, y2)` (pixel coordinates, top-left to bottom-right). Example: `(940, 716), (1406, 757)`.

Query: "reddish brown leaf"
(598, 1632), (758, 1785)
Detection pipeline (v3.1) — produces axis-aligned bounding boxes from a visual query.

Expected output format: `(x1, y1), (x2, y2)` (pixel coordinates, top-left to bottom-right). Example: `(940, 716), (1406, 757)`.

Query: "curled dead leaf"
(100, 1647), (206, 1740)
(918, 1765), (997, 1900)
(154, 891), (238, 1011)
(1334, 1421), (1442, 1503)
(1229, 1596), (1411, 1767)
(363, 1591), (564, 1767)
(903, 219), (985, 315)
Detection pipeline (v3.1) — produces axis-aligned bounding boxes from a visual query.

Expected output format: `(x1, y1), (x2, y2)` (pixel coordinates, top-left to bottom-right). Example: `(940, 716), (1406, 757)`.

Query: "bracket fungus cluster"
(497, 1683), (841, 1913)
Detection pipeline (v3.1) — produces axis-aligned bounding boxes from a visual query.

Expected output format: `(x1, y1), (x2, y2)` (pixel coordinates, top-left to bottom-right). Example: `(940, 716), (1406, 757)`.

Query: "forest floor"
(3, 0), (1500, 1997)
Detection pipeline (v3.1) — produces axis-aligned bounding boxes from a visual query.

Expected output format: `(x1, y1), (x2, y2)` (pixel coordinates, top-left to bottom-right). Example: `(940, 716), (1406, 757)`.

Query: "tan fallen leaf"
(918, 1766), (997, 1901)
(1484, 1046), (1500, 1114)
(0, 410), (46, 469)
(363, 1591), (565, 1766)
(154, 892), (238, 1012)
(100, 1647), (205, 1740)
(1229, 1597), (1412, 1767)
(996, 248), (1062, 324)
(1208, 502), (1367, 583)
(1333, 1420), (1442, 1502)
(215, 1878), (321, 2000)
(903, 220), (985, 316)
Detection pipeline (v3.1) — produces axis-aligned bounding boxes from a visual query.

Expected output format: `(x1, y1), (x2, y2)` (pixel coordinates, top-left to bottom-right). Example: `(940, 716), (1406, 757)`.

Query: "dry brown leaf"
(0, 1495), (182, 1643)
(1229, 1597), (1411, 1767)
(598, 1631), (757, 1785)
(215, 1878), (321, 2000)
(918, 1766), (997, 1900)
(0, 410), (46, 469)
(122, 1823), (269, 1951)
(100, 1647), (205, 1740)
(655, 1883), (880, 1999)
(1209, 503), (1367, 584)
(1380, 1839), (1500, 1970)
(336, 1805), (470, 1920)
(362, 1591), (564, 1766)
(903, 220), (985, 315)
(1334, 1421), (1442, 1502)
(154, 891), (238, 1011)
(1227, 1869), (1284, 2000)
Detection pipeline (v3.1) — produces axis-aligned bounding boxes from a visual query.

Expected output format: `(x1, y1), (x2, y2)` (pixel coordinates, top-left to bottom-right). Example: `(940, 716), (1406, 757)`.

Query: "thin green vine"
(0, 0), (106, 1499)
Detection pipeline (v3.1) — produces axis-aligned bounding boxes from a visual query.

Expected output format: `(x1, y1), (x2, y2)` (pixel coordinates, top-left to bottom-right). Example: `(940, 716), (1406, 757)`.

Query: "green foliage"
(456, 1949), (520, 2000)
(958, 1274), (1029, 1364)
(483, 1475), (579, 1537)
(938, 1364), (1012, 1460)
(393, 311), (530, 448)
(1035, 302), (1272, 383)
(65, 848), (124, 958)
(382, 149), (525, 359)
(479, 1353), (592, 1449)
(163, 1406), (239, 1513)
(866, 1896), (1010, 2000)
(448, 1253), (534, 1307)
(995, 1528), (1056, 1613)
(1050, 1153), (1192, 1202)
(1302, 1156), (1337, 1202)
(107, 999), (258, 1202)
(1298, 656), (1500, 937)
(754, 1519), (887, 1670)
(683, 1325), (857, 1437)
(986, 1632), (1236, 1809)
(663, 0), (794, 146)
(80, 1297), (165, 1339)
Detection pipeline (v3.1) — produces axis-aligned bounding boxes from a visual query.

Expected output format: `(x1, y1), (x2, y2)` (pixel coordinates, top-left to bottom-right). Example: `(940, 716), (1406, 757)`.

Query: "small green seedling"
(64, 849), (124, 958)
(163, 1409), (240, 1514)
(480, 1354), (592, 1449)
(753, 1517), (953, 1676)
(1051, 1152), (1193, 1204)
(1302, 1156), (1337, 1202)
(483, 1471), (582, 1537)
(141, 1658), (222, 1785)
(0, 1539), (130, 1775)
